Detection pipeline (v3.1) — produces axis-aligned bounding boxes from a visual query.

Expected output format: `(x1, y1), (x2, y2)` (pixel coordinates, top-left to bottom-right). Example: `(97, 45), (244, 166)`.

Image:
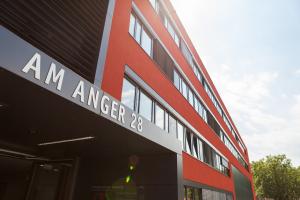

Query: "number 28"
(130, 113), (143, 132)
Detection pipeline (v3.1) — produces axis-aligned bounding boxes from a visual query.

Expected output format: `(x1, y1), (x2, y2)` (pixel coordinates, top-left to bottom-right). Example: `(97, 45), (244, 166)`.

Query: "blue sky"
(171, 0), (300, 166)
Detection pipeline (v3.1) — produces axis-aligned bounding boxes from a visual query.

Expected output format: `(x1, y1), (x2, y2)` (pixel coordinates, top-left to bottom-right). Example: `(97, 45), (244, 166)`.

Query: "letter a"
(22, 53), (41, 80)
(72, 81), (85, 103)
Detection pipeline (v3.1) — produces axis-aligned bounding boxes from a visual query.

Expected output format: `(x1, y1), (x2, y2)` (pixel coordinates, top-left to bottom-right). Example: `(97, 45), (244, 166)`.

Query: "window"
(141, 28), (152, 56)
(129, 14), (136, 36)
(222, 158), (229, 168)
(177, 122), (184, 150)
(139, 91), (153, 121)
(203, 143), (212, 165)
(121, 78), (136, 110)
(192, 135), (199, 159)
(169, 115), (177, 135)
(223, 113), (231, 131)
(185, 130), (192, 155)
(194, 97), (199, 113)
(197, 101), (203, 117)
(221, 158), (230, 176)
(188, 88), (194, 106)
(223, 134), (248, 171)
(181, 40), (193, 66)
(198, 139), (203, 161)
(226, 194), (233, 200)
(155, 103), (164, 129)
(198, 101), (207, 123)
(174, 34), (180, 47)
(129, 13), (141, 43)
(164, 16), (180, 47)
(134, 19), (142, 43)
(220, 130), (224, 142)
(153, 39), (175, 79)
(149, 0), (159, 12)
(129, 13), (153, 56)
(185, 186), (231, 200)
(165, 112), (169, 132)
(216, 103), (222, 116)
(181, 80), (188, 99)
(194, 188), (201, 200)
(202, 109), (208, 123)
(194, 65), (202, 83)
(173, 70), (180, 90)
(214, 153), (222, 171)
(232, 130), (238, 141)
(185, 186), (193, 200)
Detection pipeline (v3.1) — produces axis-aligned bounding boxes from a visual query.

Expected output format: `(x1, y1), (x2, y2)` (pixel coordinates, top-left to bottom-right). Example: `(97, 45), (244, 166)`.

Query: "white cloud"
(170, 0), (300, 166)
(220, 64), (231, 71)
(209, 65), (300, 166)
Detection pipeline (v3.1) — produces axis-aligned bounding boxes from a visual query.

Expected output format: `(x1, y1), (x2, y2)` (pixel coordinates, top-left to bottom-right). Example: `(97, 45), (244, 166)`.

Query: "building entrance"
(0, 151), (75, 200)
(0, 70), (182, 200)
(26, 160), (74, 200)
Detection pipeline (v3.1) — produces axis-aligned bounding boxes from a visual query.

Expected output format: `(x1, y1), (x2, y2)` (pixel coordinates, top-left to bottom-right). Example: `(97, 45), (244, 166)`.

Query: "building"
(0, 0), (255, 199)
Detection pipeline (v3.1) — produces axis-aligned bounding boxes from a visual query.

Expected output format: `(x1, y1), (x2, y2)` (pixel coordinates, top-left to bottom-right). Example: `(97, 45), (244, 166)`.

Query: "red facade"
(102, 0), (254, 199)
(0, 0), (255, 199)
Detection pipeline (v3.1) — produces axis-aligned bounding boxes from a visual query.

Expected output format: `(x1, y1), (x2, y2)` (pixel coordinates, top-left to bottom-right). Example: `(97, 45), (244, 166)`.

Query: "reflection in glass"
(135, 20), (142, 43)
(192, 135), (198, 159)
(141, 29), (152, 56)
(169, 115), (177, 135)
(165, 112), (169, 132)
(181, 81), (188, 99)
(139, 91), (152, 121)
(121, 78), (135, 110)
(129, 14), (136, 37)
(174, 70), (180, 90)
(188, 89), (194, 106)
(185, 130), (192, 155)
(155, 104), (164, 129)
(177, 122), (184, 150)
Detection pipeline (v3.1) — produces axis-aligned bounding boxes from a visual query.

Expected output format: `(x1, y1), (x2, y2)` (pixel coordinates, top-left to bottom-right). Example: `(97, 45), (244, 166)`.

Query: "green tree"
(251, 154), (300, 200)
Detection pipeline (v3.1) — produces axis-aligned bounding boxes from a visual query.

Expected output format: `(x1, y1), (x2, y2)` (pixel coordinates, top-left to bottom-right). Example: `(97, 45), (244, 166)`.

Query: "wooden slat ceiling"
(0, 0), (109, 82)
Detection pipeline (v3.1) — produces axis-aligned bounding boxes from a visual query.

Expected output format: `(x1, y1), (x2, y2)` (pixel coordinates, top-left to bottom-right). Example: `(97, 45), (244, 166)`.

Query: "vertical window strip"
(121, 77), (233, 175)
(129, 12), (153, 57)
(149, 0), (159, 12)
(130, 5), (248, 170)
(171, 67), (247, 170)
(146, 0), (240, 145)
(183, 128), (230, 176)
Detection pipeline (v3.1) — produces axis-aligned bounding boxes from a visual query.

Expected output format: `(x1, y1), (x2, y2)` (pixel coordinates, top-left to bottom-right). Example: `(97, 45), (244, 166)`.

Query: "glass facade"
(139, 91), (153, 121)
(192, 135), (199, 159)
(177, 122), (184, 149)
(121, 78), (136, 110)
(174, 70), (180, 90)
(169, 114), (177, 135)
(144, 0), (248, 170)
(185, 130), (192, 155)
(120, 74), (231, 176)
(188, 88), (194, 106)
(155, 103), (165, 129)
(141, 29), (152, 56)
(184, 186), (232, 200)
(129, 13), (153, 57)
(181, 80), (188, 99)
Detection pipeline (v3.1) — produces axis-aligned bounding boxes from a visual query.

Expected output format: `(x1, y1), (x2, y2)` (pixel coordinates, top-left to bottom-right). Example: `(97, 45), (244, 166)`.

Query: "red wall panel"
(101, 0), (255, 197)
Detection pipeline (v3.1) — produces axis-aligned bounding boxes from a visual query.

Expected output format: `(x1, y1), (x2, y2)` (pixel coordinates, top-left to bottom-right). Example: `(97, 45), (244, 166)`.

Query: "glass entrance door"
(26, 160), (73, 200)
(0, 153), (74, 200)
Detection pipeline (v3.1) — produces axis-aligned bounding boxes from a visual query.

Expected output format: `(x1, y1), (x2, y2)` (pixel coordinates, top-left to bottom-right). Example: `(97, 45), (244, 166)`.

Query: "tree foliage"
(251, 155), (300, 200)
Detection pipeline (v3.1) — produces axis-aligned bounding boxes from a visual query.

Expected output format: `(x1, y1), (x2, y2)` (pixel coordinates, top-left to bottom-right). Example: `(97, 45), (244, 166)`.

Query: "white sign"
(22, 52), (143, 132)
